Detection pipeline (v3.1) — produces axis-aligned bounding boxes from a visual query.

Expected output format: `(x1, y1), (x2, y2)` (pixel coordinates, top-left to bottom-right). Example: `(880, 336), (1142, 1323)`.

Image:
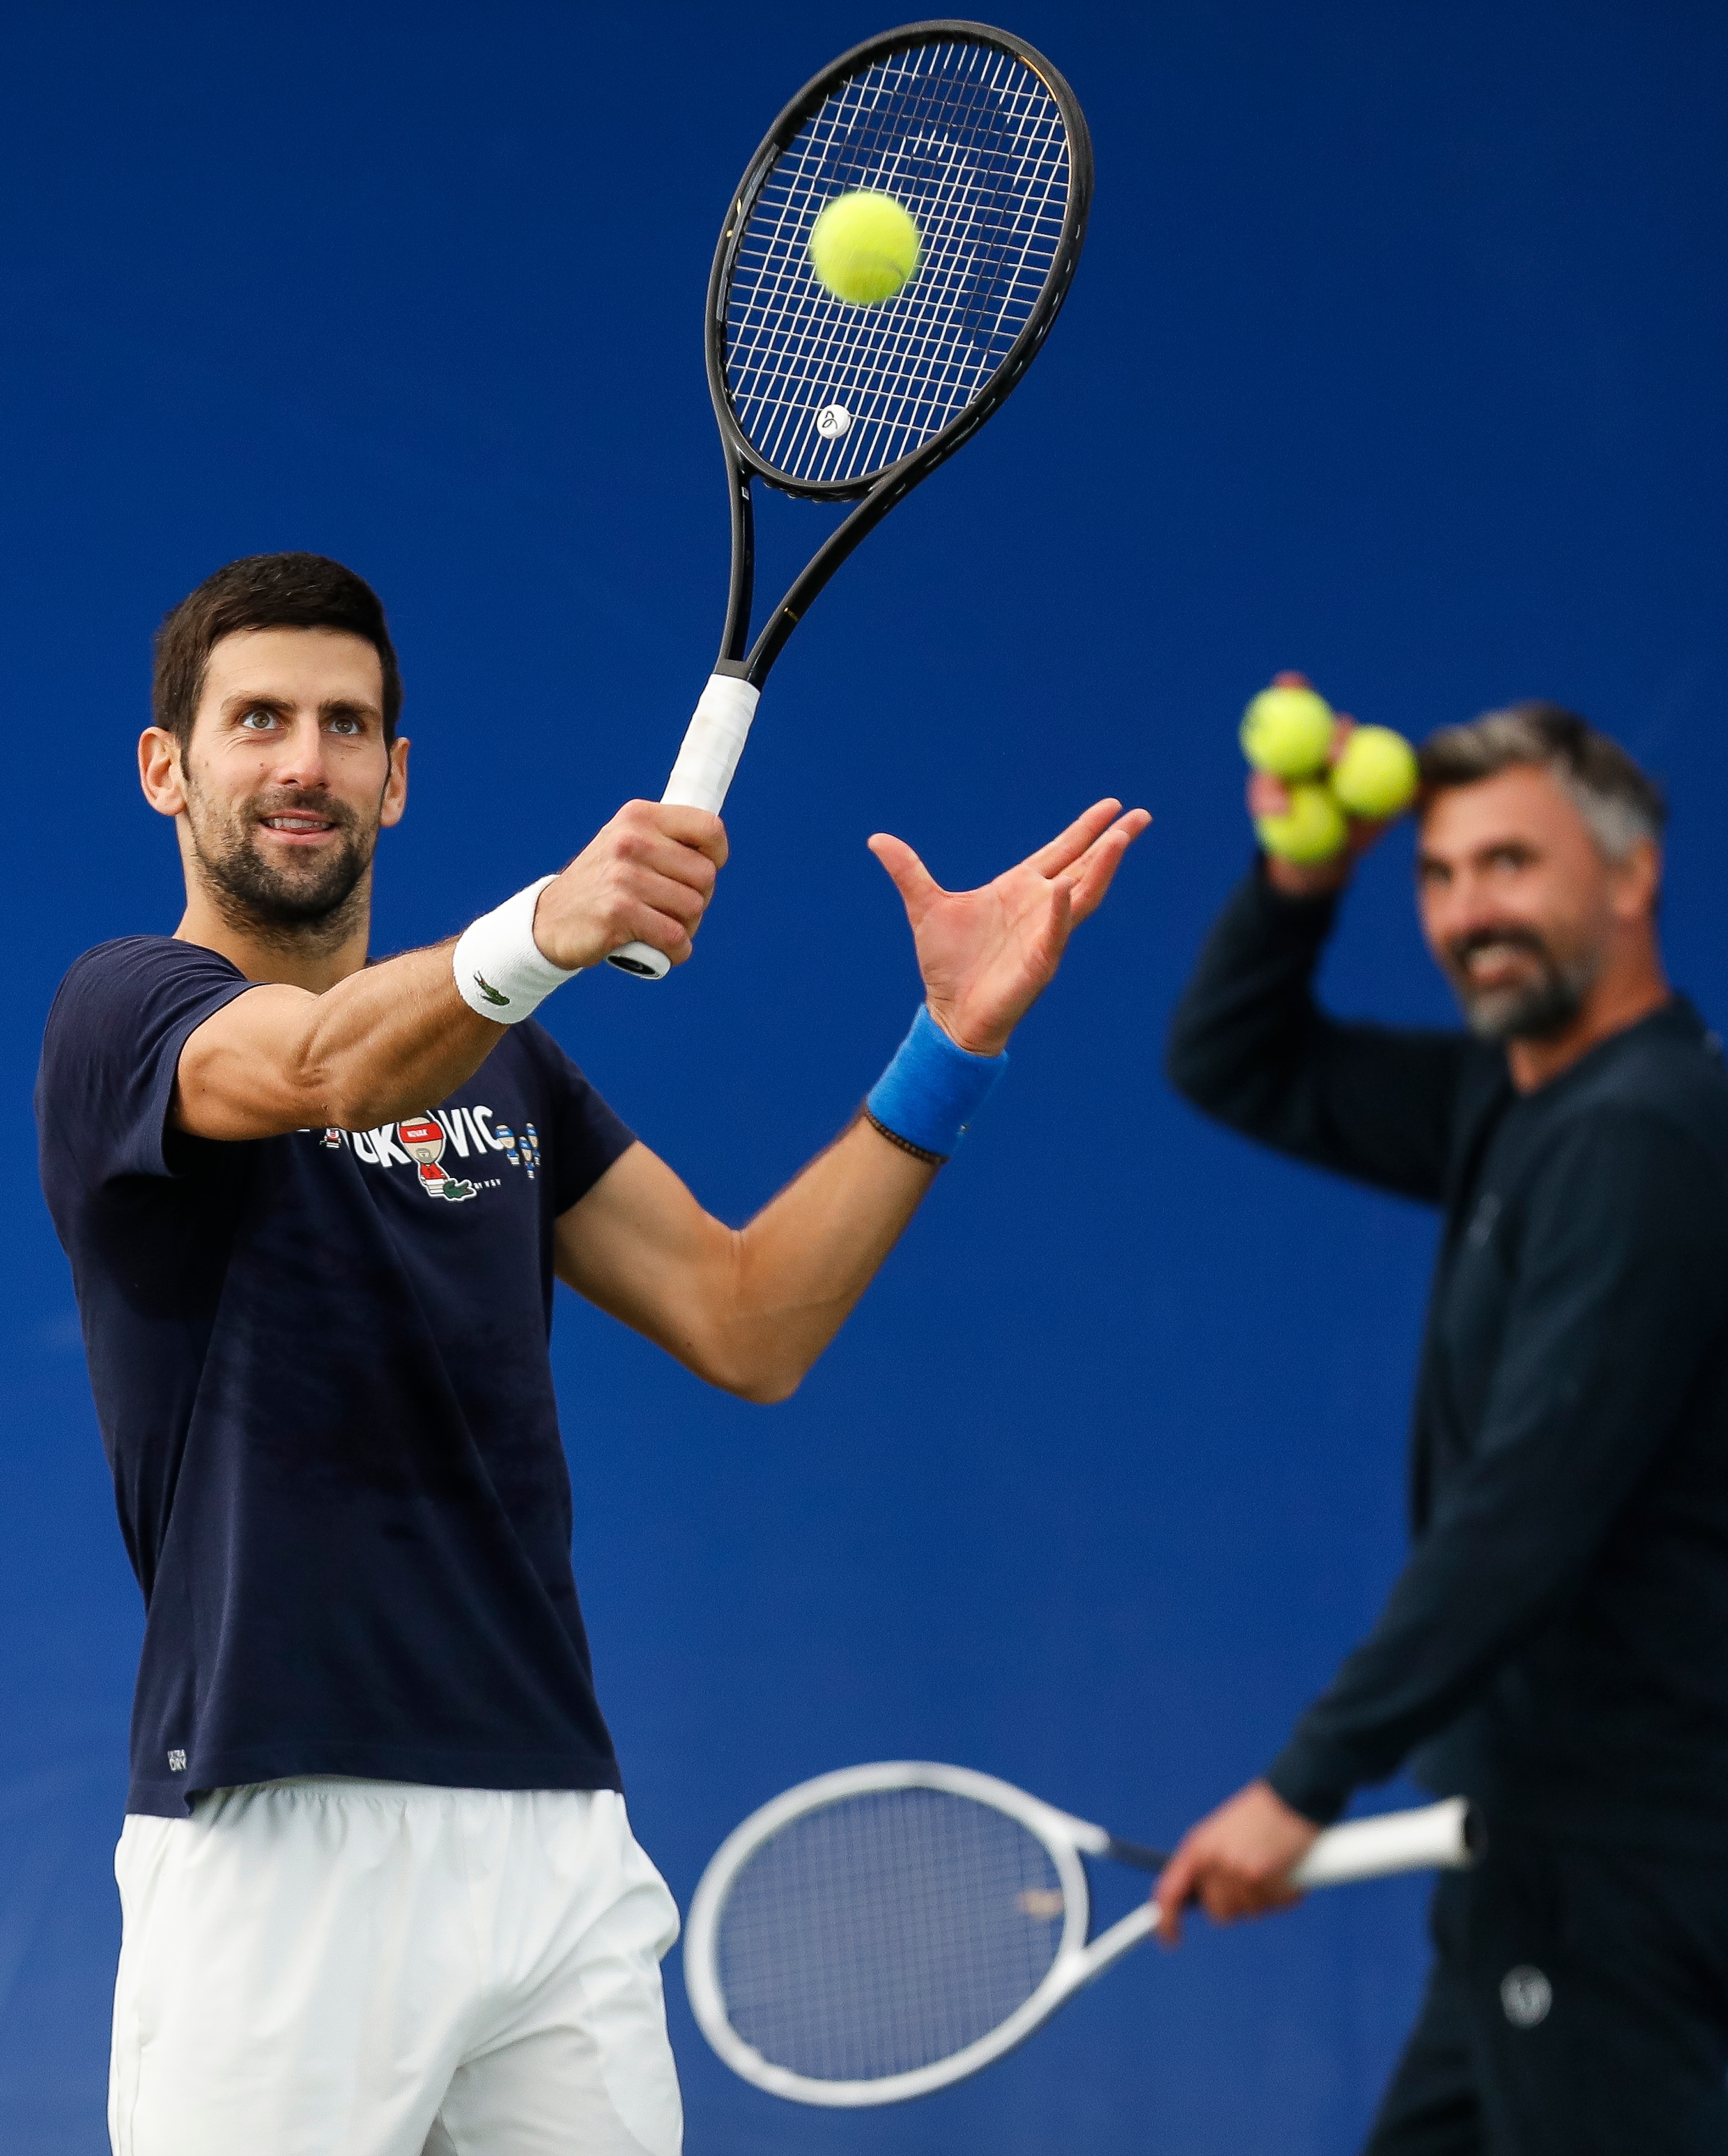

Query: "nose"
(1421, 869), (1499, 956)
(270, 713), (333, 790)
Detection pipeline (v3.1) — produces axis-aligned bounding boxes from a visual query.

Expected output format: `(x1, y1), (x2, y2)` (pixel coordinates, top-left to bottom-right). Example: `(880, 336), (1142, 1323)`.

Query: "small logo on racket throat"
(815, 403), (853, 440)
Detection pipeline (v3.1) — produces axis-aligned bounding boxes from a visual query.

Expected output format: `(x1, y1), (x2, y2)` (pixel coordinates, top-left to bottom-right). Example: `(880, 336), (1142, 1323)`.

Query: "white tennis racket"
(605, 20), (1092, 977)
(684, 1760), (1479, 2107)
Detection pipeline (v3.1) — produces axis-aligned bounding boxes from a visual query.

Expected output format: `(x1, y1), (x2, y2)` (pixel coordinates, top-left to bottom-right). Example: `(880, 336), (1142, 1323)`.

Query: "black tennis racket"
(606, 19), (1094, 977)
(684, 1762), (1479, 2106)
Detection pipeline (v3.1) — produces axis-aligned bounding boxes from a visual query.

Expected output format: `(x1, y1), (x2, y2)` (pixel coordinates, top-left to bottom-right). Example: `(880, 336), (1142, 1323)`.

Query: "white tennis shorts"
(108, 1780), (682, 2156)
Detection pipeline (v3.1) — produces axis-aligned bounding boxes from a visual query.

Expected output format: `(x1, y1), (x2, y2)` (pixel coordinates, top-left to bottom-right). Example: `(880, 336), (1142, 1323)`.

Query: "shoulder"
(1555, 1009), (1728, 1167)
(1521, 1069), (1728, 1244)
(38, 936), (254, 1131)
(47, 936), (245, 1034)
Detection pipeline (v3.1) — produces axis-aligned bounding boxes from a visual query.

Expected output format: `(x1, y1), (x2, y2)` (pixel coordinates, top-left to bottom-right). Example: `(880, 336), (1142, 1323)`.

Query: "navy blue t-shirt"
(36, 936), (637, 1817)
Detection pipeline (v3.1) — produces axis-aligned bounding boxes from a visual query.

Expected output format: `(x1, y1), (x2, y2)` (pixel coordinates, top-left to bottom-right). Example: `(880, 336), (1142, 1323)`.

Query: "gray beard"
(1446, 929), (1600, 1041)
(185, 780), (377, 952)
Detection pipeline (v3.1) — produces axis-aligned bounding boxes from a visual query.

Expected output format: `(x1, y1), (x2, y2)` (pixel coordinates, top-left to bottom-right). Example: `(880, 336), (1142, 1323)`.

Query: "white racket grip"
(1290, 1796), (1477, 1889)
(605, 674), (761, 979)
(663, 673), (761, 814)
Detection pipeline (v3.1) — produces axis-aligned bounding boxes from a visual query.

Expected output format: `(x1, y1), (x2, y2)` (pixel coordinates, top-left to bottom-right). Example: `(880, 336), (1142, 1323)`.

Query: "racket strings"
(713, 1788), (1070, 2081)
(725, 40), (1073, 488)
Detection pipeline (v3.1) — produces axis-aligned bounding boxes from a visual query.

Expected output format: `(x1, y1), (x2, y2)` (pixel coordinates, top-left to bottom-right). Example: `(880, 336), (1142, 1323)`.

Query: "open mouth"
(1463, 941), (1535, 978)
(259, 813), (338, 842)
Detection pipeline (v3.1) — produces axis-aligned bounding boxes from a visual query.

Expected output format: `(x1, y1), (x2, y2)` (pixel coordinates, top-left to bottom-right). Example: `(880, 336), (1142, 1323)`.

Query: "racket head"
(683, 1760), (1095, 2107)
(707, 20), (1093, 504)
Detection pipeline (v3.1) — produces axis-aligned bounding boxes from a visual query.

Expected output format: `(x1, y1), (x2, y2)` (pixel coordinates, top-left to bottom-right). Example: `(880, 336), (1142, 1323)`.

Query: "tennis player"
(35, 552), (1148, 2156)
(1159, 702), (1728, 2151)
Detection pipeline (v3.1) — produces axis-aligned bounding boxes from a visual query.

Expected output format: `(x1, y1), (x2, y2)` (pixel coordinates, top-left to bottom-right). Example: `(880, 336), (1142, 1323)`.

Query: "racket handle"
(1292, 1795), (1480, 1889)
(605, 674), (761, 981)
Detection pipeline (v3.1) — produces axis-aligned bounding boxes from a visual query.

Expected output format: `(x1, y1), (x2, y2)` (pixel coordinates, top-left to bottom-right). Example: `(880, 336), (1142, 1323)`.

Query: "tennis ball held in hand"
(1256, 780), (1349, 864)
(1331, 724), (1419, 821)
(1240, 681), (1335, 779)
(808, 190), (923, 308)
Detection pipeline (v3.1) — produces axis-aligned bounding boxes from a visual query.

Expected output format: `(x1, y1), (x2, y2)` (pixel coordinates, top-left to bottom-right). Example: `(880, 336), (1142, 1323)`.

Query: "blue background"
(3, 2), (1725, 2149)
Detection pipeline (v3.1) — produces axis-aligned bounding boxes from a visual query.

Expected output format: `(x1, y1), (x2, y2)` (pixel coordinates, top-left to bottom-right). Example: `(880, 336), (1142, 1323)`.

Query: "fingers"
(649, 802), (730, 868)
(1155, 1837), (1297, 1944)
(1152, 1840), (1201, 1950)
(1062, 809), (1152, 924)
(1026, 798), (1132, 879)
(867, 832), (941, 915)
(537, 801), (727, 968)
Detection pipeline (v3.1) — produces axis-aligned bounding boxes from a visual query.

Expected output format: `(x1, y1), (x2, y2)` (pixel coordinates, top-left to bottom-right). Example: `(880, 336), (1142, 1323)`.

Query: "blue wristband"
(865, 1005), (1008, 1162)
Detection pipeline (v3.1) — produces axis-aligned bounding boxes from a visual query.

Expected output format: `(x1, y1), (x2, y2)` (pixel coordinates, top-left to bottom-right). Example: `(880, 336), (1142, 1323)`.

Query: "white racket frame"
(684, 1758), (1476, 2107)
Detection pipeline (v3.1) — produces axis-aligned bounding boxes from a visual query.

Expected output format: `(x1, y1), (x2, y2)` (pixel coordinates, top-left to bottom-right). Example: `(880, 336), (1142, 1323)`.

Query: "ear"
(1610, 837), (1661, 924)
(380, 735), (410, 830)
(139, 727), (187, 818)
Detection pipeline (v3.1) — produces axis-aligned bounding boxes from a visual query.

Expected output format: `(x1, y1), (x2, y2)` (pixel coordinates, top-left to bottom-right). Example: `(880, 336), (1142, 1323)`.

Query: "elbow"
(713, 1358), (807, 1407)
(287, 1037), (362, 1133)
(314, 1059), (398, 1136)
(1163, 1020), (1214, 1111)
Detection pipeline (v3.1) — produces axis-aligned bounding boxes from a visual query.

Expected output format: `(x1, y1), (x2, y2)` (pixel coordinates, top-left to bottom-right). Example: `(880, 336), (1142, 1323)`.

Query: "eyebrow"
(222, 692), (382, 724)
(1416, 835), (1542, 872)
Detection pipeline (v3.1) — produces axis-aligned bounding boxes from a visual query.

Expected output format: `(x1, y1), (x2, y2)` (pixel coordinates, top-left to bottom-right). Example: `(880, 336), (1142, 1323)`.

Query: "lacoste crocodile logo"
(472, 972), (511, 1008)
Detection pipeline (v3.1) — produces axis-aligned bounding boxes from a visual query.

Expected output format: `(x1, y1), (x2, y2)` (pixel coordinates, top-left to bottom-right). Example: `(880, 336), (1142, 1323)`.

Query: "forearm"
(175, 943), (502, 1140)
(1166, 867), (1341, 1132)
(1166, 868), (1464, 1200)
(561, 1118), (935, 1404)
(1267, 1501), (1581, 1822)
(720, 1115), (938, 1397)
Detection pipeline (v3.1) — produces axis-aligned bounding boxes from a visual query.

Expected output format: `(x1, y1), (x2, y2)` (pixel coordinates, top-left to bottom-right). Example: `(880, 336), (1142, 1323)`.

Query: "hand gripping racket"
(684, 1760), (1480, 2107)
(605, 20), (1093, 977)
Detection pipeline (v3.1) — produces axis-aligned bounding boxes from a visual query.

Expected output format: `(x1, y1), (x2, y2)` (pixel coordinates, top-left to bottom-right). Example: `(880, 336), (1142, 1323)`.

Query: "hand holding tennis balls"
(1240, 672), (1419, 877)
(808, 190), (923, 308)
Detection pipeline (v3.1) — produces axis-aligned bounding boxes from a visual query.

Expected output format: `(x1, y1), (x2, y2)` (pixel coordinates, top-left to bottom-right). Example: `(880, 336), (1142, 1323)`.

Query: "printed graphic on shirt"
(397, 1114), (479, 1202)
(309, 1102), (533, 1198)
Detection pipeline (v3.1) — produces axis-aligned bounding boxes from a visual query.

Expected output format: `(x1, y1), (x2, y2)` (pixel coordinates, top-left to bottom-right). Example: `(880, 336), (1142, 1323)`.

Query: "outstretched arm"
(556, 799), (1148, 1400)
(172, 802), (727, 1139)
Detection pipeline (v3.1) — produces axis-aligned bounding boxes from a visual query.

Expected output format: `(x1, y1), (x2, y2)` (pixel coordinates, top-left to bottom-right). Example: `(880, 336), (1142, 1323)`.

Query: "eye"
(238, 707), (279, 731)
(327, 715), (362, 736)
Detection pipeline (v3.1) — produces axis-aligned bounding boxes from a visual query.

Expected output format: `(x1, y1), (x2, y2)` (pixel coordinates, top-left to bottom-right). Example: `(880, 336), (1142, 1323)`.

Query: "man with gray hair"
(1157, 699), (1728, 2151)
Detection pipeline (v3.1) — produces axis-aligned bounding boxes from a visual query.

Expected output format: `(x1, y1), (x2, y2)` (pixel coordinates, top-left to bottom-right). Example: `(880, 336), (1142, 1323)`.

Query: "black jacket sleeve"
(1265, 1107), (1728, 1822)
(1166, 869), (1473, 1205)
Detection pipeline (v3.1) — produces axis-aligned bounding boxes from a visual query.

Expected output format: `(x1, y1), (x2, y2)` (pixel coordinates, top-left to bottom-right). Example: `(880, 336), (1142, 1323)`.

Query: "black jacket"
(1167, 870), (1728, 1849)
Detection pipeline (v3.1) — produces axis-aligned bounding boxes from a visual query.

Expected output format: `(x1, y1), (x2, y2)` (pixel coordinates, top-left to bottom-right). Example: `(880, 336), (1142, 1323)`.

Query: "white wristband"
(453, 876), (580, 1023)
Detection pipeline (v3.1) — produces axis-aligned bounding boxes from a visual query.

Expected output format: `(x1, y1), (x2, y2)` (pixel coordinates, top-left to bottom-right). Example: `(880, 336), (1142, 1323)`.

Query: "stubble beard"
(184, 773), (380, 952)
(1443, 925), (1602, 1042)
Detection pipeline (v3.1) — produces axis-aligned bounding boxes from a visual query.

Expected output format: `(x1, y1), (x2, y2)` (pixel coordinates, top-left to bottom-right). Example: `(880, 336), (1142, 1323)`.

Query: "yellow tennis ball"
(1331, 724), (1419, 821)
(1240, 683), (1335, 780)
(808, 190), (922, 308)
(1256, 781), (1349, 864)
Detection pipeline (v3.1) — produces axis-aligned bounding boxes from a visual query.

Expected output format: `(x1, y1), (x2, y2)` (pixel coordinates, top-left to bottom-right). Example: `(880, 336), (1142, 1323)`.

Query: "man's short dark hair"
(1418, 701), (1665, 862)
(153, 553), (403, 750)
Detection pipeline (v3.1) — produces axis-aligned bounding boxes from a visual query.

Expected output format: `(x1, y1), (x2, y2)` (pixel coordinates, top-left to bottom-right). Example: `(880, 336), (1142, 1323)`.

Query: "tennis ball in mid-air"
(808, 190), (922, 307)
(1240, 681), (1335, 780)
(1331, 724), (1419, 821)
(1256, 781), (1349, 865)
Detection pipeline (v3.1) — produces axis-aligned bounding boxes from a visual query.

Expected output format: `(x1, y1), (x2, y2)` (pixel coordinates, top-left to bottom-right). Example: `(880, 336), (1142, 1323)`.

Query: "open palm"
(869, 798), (1150, 1057)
